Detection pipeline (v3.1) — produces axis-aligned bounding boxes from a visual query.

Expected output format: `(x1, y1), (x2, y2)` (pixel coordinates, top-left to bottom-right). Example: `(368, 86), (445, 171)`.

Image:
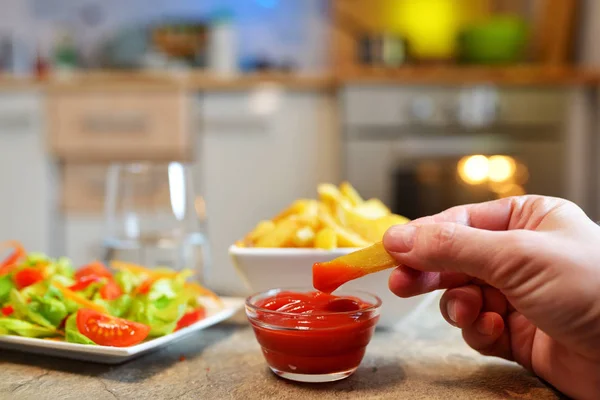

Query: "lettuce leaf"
(127, 295), (186, 337)
(93, 294), (133, 318)
(114, 269), (144, 294)
(55, 257), (75, 279)
(0, 275), (13, 304)
(20, 281), (48, 300)
(0, 318), (56, 338)
(64, 313), (96, 345)
(23, 252), (51, 266)
(9, 289), (54, 329)
(29, 294), (68, 327)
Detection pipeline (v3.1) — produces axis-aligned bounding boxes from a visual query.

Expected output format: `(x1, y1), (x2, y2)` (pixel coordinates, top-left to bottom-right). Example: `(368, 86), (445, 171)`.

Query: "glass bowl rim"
(245, 287), (383, 318)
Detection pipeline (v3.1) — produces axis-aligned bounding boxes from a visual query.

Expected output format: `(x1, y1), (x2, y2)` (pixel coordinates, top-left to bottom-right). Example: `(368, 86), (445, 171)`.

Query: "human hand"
(383, 196), (600, 400)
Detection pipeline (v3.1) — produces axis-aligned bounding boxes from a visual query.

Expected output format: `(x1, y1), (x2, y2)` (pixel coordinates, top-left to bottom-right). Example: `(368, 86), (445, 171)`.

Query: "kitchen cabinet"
(0, 91), (58, 255)
(197, 91), (339, 295)
(48, 88), (194, 162)
(56, 90), (339, 293)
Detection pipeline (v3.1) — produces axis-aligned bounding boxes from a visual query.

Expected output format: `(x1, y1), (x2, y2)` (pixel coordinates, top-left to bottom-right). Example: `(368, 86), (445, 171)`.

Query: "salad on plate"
(0, 241), (221, 347)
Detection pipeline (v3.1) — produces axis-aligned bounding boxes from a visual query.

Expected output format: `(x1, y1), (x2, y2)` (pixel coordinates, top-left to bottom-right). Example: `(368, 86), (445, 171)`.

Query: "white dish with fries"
(230, 182), (439, 329)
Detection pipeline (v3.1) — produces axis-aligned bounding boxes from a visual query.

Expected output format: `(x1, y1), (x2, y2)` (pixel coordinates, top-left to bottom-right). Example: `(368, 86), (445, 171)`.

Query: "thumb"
(383, 222), (539, 289)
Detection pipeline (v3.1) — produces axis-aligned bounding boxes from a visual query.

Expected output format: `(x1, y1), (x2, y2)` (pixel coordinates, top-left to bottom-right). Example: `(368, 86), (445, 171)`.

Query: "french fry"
(340, 181), (363, 207)
(293, 226), (316, 247)
(254, 218), (299, 248)
(317, 183), (351, 212)
(340, 206), (409, 243)
(318, 204), (370, 248)
(245, 220), (276, 244)
(313, 242), (398, 293)
(354, 199), (391, 219)
(273, 199), (313, 222)
(314, 227), (337, 250)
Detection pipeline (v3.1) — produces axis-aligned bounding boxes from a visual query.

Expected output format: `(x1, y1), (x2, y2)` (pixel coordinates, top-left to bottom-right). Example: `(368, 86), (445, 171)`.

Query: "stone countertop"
(0, 301), (562, 400)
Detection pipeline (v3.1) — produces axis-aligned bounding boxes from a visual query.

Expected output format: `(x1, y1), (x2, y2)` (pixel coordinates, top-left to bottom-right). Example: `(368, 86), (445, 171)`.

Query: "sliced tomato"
(69, 275), (102, 291)
(175, 308), (206, 331)
(99, 280), (123, 300)
(75, 261), (112, 280)
(14, 268), (45, 289)
(0, 241), (26, 276)
(76, 309), (150, 347)
(1, 305), (14, 316)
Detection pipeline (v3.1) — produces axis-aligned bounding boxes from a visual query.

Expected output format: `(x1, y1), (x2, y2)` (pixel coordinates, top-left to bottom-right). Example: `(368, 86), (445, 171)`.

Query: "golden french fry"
(254, 218), (299, 248)
(314, 227), (337, 250)
(353, 199), (391, 219)
(293, 200), (320, 229)
(339, 181), (363, 207)
(293, 226), (316, 247)
(313, 242), (397, 293)
(318, 204), (370, 248)
(341, 205), (410, 243)
(273, 199), (312, 222)
(245, 220), (276, 244)
(317, 183), (351, 211)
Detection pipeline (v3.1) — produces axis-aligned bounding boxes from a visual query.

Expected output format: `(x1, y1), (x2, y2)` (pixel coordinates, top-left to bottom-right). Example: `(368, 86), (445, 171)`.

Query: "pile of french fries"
(235, 182), (410, 250)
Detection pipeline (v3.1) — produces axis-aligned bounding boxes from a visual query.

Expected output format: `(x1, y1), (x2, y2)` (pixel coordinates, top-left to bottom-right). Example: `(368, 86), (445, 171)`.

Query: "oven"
(342, 85), (576, 219)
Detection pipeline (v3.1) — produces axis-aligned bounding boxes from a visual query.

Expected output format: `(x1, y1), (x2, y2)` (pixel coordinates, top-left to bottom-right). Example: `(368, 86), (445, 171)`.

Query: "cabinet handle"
(81, 114), (148, 134)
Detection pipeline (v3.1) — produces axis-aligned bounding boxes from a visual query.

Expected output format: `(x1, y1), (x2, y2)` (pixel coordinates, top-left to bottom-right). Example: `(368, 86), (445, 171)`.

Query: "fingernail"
(384, 225), (418, 253)
(446, 299), (457, 324)
(476, 316), (495, 336)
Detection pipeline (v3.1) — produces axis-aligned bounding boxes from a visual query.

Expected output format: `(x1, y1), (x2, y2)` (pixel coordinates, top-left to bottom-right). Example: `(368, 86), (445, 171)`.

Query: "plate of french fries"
(235, 182), (409, 250)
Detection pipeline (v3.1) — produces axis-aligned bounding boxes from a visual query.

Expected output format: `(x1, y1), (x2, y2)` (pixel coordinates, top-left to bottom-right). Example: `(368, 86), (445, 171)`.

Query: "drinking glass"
(102, 162), (209, 283)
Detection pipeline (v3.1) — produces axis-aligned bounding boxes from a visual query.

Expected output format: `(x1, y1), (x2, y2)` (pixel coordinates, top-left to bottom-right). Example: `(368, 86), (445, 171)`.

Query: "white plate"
(0, 297), (245, 364)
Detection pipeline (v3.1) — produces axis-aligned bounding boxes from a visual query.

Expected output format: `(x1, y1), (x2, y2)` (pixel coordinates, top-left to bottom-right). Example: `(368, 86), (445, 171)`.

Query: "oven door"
(346, 131), (565, 220)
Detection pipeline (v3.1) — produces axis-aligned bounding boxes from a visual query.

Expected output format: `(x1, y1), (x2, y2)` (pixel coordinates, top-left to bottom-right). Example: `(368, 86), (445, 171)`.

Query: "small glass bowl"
(246, 287), (382, 383)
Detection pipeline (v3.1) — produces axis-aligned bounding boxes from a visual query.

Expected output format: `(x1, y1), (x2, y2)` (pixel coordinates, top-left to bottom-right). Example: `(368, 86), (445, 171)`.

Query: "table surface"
(0, 299), (562, 400)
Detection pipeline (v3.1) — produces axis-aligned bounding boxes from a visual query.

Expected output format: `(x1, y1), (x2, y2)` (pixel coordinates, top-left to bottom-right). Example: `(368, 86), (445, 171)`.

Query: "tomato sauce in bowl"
(245, 288), (381, 382)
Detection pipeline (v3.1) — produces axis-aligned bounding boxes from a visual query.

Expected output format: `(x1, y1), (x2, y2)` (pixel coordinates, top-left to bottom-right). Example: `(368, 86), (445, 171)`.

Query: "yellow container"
(382, 0), (488, 60)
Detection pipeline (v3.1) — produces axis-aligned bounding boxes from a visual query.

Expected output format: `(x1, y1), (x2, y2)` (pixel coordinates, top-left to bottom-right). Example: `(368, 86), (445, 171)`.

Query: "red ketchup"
(247, 290), (380, 379)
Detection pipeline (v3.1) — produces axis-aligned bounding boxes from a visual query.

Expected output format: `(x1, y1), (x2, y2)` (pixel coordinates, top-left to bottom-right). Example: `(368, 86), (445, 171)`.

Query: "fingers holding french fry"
(236, 182), (410, 249)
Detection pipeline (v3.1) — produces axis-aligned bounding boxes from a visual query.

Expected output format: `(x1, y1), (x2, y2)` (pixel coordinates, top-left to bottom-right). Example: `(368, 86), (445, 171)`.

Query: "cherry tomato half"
(76, 309), (150, 347)
(99, 280), (122, 300)
(13, 268), (44, 289)
(75, 261), (112, 280)
(175, 308), (206, 331)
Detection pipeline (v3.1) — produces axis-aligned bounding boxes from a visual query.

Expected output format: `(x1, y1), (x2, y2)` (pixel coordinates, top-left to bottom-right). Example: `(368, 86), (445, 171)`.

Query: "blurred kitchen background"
(0, 0), (599, 295)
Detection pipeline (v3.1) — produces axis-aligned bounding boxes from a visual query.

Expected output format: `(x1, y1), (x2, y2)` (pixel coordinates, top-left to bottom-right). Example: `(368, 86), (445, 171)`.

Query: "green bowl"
(458, 16), (529, 64)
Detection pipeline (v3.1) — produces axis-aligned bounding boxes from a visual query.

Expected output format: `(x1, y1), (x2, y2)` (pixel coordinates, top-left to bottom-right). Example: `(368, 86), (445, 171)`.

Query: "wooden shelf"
(0, 71), (336, 92)
(338, 66), (599, 86)
(0, 67), (598, 92)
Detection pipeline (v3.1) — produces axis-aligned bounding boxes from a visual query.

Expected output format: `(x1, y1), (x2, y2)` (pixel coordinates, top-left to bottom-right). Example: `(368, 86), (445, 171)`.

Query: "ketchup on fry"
(246, 290), (381, 380)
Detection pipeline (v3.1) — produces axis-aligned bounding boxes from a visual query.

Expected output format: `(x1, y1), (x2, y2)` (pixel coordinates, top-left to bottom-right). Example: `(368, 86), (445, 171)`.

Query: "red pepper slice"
(1, 305), (14, 316)
(0, 241), (26, 276)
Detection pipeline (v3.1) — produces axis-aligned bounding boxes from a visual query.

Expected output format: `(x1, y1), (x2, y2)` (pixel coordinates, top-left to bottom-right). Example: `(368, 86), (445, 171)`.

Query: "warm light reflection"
(488, 155), (516, 183)
(515, 162), (530, 185)
(458, 155), (488, 184)
(494, 183), (526, 198)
